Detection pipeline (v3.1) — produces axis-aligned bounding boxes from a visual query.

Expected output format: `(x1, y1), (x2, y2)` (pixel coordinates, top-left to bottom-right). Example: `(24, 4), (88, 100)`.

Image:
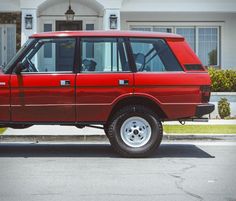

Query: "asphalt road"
(0, 141), (236, 201)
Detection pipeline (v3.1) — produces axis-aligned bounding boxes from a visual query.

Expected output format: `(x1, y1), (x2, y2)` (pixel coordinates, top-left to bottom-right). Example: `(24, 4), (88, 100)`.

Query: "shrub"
(218, 98), (230, 119)
(208, 67), (236, 92)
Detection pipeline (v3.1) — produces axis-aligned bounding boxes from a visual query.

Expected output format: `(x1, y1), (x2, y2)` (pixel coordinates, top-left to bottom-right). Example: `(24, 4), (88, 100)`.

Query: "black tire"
(107, 105), (163, 157)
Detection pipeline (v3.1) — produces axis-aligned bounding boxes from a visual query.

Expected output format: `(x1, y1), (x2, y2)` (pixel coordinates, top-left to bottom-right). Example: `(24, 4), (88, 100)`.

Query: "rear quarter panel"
(167, 38), (204, 70)
(134, 72), (211, 120)
(133, 38), (211, 120)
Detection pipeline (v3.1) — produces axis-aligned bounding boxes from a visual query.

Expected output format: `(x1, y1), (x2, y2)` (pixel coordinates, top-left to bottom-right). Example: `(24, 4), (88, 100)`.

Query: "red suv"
(0, 31), (214, 157)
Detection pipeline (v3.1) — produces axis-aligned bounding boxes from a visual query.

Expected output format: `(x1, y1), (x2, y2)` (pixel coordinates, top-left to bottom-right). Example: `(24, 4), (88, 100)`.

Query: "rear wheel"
(107, 105), (163, 157)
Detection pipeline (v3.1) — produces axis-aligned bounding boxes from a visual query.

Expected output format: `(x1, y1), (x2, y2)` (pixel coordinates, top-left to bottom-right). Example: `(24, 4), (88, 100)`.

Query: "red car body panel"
(0, 70), (10, 121)
(10, 74), (76, 122)
(134, 72), (211, 119)
(0, 31), (213, 124)
(31, 31), (184, 40)
(76, 73), (134, 122)
(167, 39), (203, 66)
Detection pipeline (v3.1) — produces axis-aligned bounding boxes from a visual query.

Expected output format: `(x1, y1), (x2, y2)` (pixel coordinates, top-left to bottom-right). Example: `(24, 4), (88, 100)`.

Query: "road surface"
(0, 141), (235, 201)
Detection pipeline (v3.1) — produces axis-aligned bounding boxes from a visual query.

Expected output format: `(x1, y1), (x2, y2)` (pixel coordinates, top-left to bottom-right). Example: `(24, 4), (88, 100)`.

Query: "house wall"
(0, 0), (20, 12)
(121, 0), (236, 13)
(121, 12), (236, 69)
(38, 1), (102, 31)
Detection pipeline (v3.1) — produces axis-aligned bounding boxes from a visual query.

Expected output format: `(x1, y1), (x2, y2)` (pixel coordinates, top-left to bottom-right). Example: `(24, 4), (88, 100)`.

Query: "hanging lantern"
(65, 0), (75, 21)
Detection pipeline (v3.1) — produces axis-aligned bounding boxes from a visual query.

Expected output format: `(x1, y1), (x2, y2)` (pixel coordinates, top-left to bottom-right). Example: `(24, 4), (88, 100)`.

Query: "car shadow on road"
(156, 144), (215, 158)
(0, 143), (214, 158)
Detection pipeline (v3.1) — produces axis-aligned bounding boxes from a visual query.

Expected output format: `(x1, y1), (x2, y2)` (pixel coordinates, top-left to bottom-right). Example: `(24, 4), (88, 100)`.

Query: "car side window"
(129, 38), (182, 72)
(80, 37), (130, 73)
(20, 38), (76, 73)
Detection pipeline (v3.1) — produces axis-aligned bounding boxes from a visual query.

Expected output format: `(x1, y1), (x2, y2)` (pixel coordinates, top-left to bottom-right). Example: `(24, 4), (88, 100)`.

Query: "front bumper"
(195, 103), (215, 117)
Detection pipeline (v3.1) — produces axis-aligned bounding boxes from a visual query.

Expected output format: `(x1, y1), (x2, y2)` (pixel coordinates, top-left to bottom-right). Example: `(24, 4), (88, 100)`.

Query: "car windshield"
(2, 38), (35, 73)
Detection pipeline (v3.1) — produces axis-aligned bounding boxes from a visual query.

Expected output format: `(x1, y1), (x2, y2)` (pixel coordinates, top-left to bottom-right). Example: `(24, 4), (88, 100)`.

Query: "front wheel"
(107, 105), (163, 157)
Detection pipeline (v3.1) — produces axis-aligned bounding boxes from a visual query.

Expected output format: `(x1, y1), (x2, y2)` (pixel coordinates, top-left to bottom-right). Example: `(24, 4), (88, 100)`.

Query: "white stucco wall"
(0, 0), (20, 12)
(37, 1), (101, 31)
(39, 1), (98, 16)
(221, 13), (236, 69)
(21, 9), (38, 45)
(121, 0), (236, 13)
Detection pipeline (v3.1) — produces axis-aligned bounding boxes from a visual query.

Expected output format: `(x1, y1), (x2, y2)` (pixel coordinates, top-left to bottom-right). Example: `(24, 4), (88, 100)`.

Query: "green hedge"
(208, 67), (236, 92)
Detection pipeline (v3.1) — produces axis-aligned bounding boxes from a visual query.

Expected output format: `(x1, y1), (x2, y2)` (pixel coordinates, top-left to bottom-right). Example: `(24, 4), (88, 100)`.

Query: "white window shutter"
(6, 25), (16, 63)
(0, 27), (2, 66)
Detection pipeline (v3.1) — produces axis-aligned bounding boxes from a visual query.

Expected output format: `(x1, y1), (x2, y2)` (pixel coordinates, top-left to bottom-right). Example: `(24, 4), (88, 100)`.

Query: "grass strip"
(0, 128), (6, 135)
(163, 125), (236, 134)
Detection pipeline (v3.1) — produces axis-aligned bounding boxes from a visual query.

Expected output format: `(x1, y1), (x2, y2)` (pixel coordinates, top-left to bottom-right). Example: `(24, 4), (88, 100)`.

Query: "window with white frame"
(130, 25), (220, 66)
(153, 27), (172, 33)
(197, 27), (218, 66)
(130, 27), (151, 32)
(176, 27), (195, 51)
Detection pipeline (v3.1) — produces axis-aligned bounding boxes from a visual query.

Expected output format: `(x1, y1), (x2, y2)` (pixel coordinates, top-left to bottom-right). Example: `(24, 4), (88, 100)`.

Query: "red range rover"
(0, 31), (214, 157)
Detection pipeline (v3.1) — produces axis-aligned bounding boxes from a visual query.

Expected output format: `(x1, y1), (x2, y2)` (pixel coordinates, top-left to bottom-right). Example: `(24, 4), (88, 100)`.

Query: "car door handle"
(60, 80), (71, 86)
(0, 82), (6, 86)
(119, 79), (129, 86)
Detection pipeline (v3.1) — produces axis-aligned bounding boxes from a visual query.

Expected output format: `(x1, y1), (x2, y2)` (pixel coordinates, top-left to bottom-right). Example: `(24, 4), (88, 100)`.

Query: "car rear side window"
(129, 38), (182, 72)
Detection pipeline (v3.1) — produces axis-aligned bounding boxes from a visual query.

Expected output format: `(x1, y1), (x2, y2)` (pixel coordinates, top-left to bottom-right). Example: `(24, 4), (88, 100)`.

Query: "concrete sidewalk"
(3, 125), (105, 136)
(1, 120), (236, 143)
(3, 119), (236, 136)
(1, 133), (236, 143)
(1, 126), (236, 143)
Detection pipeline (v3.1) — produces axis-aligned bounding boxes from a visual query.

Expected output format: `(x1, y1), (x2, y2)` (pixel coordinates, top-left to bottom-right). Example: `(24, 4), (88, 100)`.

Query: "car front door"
(76, 37), (134, 122)
(0, 70), (10, 122)
(10, 37), (77, 123)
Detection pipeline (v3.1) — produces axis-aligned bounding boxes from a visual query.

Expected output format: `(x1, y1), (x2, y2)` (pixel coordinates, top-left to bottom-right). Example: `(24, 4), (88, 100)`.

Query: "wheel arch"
(107, 95), (168, 123)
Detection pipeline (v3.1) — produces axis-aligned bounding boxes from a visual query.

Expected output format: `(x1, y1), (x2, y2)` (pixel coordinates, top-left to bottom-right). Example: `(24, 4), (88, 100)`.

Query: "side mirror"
(14, 62), (25, 75)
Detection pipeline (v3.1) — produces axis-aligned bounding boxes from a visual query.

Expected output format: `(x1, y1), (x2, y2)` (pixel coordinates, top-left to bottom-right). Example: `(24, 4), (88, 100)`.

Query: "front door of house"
(0, 24), (16, 66)
(56, 21), (82, 71)
(56, 21), (82, 32)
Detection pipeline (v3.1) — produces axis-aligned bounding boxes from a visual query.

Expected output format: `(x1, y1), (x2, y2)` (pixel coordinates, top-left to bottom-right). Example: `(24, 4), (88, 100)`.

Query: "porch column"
(103, 9), (121, 30)
(21, 8), (38, 45)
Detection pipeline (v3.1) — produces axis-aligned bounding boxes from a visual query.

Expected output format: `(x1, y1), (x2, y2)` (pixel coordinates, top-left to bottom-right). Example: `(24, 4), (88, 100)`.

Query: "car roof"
(30, 30), (184, 40)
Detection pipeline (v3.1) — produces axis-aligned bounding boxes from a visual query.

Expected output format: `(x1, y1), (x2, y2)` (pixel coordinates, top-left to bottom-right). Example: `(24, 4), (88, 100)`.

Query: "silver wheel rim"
(120, 116), (152, 148)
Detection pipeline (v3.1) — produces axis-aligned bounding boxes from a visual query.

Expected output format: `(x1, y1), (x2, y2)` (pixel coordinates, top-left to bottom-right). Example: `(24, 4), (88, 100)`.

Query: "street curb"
(164, 134), (236, 141)
(0, 135), (108, 142)
(1, 134), (236, 142)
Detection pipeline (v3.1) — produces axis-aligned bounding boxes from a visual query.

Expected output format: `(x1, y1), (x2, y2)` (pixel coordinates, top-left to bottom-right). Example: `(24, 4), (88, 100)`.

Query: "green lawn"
(0, 126), (236, 135)
(163, 125), (236, 134)
(0, 128), (6, 135)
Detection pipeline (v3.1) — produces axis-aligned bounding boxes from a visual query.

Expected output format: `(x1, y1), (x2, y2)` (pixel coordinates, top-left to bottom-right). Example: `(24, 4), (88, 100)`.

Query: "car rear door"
(10, 37), (77, 123)
(76, 37), (134, 122)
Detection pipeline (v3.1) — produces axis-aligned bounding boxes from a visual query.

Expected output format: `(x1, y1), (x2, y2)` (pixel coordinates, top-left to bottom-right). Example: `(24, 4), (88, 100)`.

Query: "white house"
(0, 0), (236, 70)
